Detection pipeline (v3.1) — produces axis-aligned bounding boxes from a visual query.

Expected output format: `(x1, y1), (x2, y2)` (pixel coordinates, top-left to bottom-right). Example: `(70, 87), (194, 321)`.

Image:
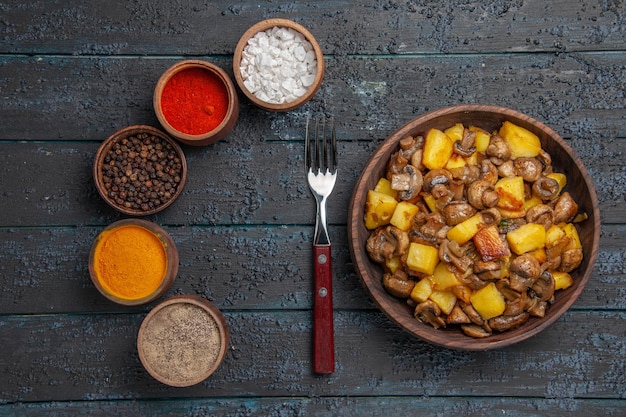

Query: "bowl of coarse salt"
(233, 18), (324, 112)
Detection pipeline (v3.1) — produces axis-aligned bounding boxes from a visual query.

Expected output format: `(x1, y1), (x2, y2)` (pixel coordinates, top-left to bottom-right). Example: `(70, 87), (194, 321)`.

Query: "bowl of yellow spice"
(89, 219), (178, 306)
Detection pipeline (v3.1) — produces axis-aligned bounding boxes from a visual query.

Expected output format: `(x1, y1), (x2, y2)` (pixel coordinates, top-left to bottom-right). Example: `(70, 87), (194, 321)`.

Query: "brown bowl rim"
(153, 59), (240, 146)
(347, 104), (601, 350)
(88, 218), (179, 306)
(233, 18), (325, 112)
(93, 125), (188, 216)
(137, 295), (230, 387)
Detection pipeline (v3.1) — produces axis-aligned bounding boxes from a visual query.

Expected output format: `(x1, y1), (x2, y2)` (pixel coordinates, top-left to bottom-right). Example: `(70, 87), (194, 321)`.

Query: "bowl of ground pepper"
(89, 219), (178, 306)
(137, 295), (229, 387)
(233, 18), (324, 112)
(94, 125), (187, 216)
(154, 60), (239, 146)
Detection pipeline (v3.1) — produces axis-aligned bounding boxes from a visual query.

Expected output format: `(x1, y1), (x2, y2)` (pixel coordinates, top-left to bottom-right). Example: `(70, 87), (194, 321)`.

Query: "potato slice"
(373, 177), (398, 198)
(506, 223), (546, 255)
(447, 213), (483, 245)
(365, 190), (398, 229)
(431, 262), (462, 291)
(552, 271), (574, 290)
(422, 128), (454, 170)
(410, 277), (433, 303)
(473, 225), (511, 261)
(390, 201), (420, 232)
(495, 176), (525, 211)
(498, 121), (542, 158)
(470, 282), (506, 320)
(406, 242), (439, 275)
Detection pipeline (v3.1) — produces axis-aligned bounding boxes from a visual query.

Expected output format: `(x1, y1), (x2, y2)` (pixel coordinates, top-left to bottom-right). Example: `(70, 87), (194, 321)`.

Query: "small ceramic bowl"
(88, 219), (178, 306)
(137, 295), (229, 387)
(154, 60), (239, 146)
(233, 18), (325, 112)
(348, 104), (601, 350)
(93, 125), (187, 216)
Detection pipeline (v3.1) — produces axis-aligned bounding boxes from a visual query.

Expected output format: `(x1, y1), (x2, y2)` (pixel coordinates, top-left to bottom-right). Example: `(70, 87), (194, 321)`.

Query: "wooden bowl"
(93, 125), (187, 216)
(348, 104), (601, 350)
(137, 295), (229, 387)
(233, 18), (324, 112)
(154, 60), (239, 146)
(88, 219), (178, 306)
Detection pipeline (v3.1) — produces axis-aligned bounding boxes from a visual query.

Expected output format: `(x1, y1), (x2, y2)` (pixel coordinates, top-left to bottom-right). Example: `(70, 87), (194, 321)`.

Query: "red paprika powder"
(160, 67), (229, 135)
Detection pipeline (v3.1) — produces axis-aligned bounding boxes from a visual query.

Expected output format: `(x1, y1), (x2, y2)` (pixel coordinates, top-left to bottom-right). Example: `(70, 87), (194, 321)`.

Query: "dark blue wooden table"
(0, 1), (624, 416)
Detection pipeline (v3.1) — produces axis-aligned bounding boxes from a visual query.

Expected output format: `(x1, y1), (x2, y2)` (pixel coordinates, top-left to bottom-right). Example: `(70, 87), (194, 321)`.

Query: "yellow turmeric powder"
(93, 224), (168, 300)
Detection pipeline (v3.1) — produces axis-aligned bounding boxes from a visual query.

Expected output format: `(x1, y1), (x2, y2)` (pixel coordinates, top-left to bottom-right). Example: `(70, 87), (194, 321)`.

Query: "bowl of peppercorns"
(93, 125), (188, 216)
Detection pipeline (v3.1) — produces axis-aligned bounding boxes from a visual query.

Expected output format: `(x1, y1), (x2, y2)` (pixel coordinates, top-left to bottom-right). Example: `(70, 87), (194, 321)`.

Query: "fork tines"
(306, 117), (337, 174)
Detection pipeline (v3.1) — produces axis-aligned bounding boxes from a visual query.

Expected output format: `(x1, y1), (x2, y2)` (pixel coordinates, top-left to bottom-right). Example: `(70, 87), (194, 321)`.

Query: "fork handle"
(313, 244), (334, 374)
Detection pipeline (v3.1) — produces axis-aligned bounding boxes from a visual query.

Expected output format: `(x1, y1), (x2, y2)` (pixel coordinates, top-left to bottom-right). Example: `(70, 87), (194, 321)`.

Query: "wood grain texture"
(0, 311), (625, 403)
(0, 0), (624, 413)
(1, 398), (625, 417)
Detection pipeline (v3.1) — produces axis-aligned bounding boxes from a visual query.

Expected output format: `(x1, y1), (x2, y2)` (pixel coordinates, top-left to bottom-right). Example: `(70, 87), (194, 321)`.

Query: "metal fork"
(305, 117), (337, 374)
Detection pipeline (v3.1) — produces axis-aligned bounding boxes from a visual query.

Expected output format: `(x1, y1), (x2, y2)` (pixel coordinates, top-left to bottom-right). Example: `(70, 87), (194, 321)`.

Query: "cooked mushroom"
(509, 254), (541, 292)
(560, 248), (583, 272)
(390, 164), (423, 200)
(366, 225), (409, 263)
(423, 169), (453, 192)
(467, 180), (499, 210)
(460, 301), (485, 325)
(498, 160), (517, 178)
(441, 201), (476, 226)
(480, 207), (502, 227)
(479, 159), (499, 185)
(552, 192), (579, 223)
(530, 271), (555, 302)
(461, 324), (491, 338)
(383, 270), (415, 299)
(449, 164), (480, 184)
(526, 298), (547, 318)
(414, 300), (446, 329)
(398, 135), (423, 162)
(485, 134), (512, 161)
(460, 273), (490, 290)
(526, 204), (554, 229)
(488, 312), (529, 332)
(446, 304), (472, 324)
(439, 239), (472, 272)
(386, 151), (408, 180)
(537, 149), (553, 174)
(474, 259), (502, 281)
(412, 211), (447, 245)
(454, 130), (477, 157)
(514, 157), (543, 182)
(532, 176), (560, 200)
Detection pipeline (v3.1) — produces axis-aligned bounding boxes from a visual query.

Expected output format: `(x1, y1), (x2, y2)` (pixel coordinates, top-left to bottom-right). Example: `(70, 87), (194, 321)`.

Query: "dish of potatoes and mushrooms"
(364, 121), (586, 338)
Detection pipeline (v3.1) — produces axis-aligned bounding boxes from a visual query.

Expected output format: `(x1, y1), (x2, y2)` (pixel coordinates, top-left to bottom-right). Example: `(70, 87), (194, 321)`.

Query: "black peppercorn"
(100, 133), (183, 213)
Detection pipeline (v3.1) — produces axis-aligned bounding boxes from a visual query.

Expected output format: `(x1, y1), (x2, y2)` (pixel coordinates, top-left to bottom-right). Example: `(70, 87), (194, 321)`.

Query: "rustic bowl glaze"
(93, 125), (188, 216)
(233, 18), (325, 112)
(154, 60), (239, 146)
(348, 104), (601, 350)
(88, 219), (178, 306)
(137, 295), (229, 387)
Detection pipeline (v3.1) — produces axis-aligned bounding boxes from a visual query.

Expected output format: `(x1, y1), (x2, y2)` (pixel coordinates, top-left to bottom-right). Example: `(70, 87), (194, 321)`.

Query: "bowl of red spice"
(88, 219), (179, 306)
(137, 295), (229, 387)
(154, 60), (239, 146)
(233, 18), (325, 112)
(94, 125), (187, 216)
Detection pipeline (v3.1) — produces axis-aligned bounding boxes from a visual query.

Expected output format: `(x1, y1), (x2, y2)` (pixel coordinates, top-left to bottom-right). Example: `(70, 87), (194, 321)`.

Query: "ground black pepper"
(101, 132), (183, 212)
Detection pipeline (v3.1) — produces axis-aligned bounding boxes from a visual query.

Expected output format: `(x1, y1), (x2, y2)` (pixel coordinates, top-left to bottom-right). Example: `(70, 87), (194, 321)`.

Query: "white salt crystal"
(240, 26), (318, 104)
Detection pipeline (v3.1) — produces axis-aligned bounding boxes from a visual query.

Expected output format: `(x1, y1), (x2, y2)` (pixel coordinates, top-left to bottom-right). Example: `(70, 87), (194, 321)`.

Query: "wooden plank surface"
(0, 0), (624, 415)
(0, 311), (624, 402)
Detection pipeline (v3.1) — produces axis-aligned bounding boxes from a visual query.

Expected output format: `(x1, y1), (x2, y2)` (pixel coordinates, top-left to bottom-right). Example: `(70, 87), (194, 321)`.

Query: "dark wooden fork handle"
(313, 244), (334, 374)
